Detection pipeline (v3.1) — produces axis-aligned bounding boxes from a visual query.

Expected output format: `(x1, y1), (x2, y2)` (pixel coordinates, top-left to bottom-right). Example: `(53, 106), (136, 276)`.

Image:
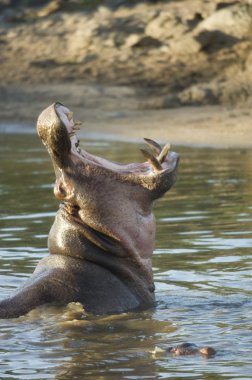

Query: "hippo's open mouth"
(56, 103), (178, 174)
(37, 102), (179, 198)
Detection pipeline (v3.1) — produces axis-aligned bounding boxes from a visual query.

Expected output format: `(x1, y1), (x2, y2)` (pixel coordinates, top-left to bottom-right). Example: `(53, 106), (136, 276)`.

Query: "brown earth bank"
(1, 0), (252, 147)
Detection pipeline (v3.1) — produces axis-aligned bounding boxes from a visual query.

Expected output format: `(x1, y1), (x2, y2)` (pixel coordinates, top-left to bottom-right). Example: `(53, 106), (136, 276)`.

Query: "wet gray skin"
(166, 343), (216, 357)
(0, 102), (179, 318)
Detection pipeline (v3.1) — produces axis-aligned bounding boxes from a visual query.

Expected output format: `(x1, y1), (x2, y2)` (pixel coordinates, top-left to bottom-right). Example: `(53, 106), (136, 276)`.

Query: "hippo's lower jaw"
(0, 103), (179, 318)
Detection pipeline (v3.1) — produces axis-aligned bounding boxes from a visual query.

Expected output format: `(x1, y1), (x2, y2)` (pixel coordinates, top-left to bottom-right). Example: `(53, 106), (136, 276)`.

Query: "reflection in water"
(0, 134), (252, 379)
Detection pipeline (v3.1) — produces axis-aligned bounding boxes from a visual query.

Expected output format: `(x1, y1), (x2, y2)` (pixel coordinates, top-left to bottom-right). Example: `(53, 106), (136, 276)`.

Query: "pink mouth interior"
(55, 104), (176, 176)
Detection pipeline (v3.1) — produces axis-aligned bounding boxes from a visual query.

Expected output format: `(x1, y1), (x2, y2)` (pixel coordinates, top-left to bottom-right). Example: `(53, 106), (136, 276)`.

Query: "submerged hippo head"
(36, 102), (179, 313)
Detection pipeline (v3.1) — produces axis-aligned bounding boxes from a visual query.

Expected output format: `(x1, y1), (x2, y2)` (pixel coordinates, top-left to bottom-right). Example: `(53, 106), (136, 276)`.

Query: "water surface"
(0, 133), (252, 379)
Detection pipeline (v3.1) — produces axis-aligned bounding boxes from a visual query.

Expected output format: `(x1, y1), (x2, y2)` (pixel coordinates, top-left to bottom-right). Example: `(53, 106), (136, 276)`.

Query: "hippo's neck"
(48, 208), (155, 302)
(49, 208), (133, 258)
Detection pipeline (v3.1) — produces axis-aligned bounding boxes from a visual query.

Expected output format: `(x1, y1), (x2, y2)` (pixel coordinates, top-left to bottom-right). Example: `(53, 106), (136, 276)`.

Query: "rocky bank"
(1, 0), (252, 147)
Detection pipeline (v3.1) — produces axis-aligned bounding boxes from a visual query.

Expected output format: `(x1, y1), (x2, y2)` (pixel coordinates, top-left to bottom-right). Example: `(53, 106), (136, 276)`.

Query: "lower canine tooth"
(158, 143), (171, 163)
(140, 149), (162, 171)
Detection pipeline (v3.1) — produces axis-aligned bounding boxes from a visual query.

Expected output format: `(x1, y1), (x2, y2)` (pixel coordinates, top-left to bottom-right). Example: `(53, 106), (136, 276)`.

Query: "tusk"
(67, 112), (73, 121)
(144, 138), (162, 155)
(73, 121), (82, 130)
(158, 143), (171, 163)
(140, 149), (162, 171)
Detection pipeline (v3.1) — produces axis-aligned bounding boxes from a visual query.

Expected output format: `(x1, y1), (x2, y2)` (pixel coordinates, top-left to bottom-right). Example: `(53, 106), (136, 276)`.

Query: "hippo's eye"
(59, 185), (66, 197)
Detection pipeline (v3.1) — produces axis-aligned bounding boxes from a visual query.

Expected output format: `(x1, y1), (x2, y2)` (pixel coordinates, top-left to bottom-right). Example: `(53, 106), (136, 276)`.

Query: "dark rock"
(216, 1), (239, 11)
(131, 36), (163, 48)
(186, 12), (204, 30)
(179, 84), (219, 106)
(195, 30), (241, 53)
(30, 59), (57, 68)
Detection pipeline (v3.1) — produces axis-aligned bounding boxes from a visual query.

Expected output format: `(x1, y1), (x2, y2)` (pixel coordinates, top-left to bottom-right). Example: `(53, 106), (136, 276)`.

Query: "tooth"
(67, 112), (73, 121)
(140, 149), (162, 171)
(158, 143), (171, 163)
(144, 138), (162, 155)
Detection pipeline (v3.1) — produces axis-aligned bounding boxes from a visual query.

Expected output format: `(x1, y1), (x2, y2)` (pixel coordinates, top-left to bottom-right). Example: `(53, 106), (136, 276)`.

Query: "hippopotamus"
(0, 102), (179, 318)
(166, 343), (216, 357)
(152, 343), (216, 357)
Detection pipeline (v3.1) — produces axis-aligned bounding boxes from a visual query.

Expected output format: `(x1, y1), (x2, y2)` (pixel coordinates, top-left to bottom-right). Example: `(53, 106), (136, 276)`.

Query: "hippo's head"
(37, 103), (179, 306)
(37, 102), (179, 198)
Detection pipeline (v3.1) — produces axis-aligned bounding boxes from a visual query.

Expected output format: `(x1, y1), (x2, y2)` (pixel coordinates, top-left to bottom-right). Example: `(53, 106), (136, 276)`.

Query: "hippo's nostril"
(54, 183), (67, 200)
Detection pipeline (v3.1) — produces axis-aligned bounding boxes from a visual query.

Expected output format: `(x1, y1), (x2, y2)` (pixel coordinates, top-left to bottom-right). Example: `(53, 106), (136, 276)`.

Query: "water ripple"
(0, 137), (252, 379)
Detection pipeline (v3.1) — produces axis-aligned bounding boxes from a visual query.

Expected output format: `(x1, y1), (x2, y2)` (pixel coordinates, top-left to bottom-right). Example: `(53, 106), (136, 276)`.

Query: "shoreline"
(1, 100), (252, 149)
(1, 0), (252, 150)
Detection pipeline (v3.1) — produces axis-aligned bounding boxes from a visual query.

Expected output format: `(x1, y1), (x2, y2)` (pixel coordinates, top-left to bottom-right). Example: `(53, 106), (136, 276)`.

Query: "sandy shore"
(77, 105), (252, 149)
(1, 84), (252, 149)
(1, 1), (252, 149)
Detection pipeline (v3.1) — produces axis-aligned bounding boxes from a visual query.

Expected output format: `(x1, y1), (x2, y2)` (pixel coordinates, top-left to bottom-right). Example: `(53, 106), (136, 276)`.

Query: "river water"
(0, 132), (252, 380)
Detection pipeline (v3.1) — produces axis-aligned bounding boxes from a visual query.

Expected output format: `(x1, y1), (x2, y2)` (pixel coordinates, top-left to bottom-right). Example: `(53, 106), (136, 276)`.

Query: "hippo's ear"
(37, 103), (71, 169)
